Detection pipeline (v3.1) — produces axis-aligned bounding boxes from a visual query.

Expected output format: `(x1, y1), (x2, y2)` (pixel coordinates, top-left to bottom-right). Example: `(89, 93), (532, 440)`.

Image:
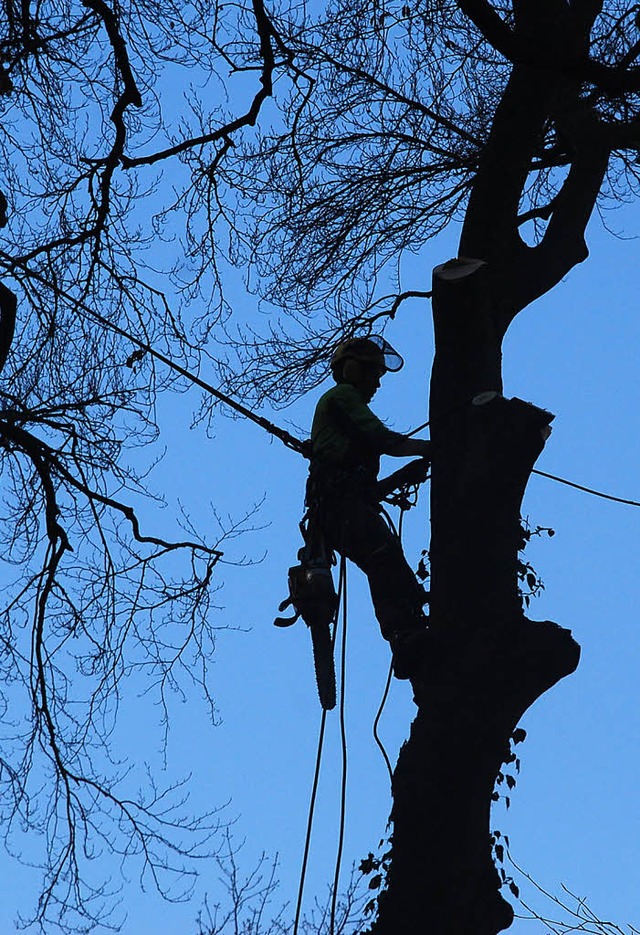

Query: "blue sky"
(1, 203), (640, 933)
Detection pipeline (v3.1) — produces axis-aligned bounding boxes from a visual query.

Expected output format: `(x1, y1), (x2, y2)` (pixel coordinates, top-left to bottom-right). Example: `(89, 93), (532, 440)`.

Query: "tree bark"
(370, 4), (615, 928)
(374, 618), (579, 934)
(371, 262), (580, 935)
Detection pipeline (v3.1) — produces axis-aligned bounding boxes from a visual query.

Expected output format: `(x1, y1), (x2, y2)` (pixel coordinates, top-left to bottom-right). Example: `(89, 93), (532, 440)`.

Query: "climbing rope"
(372, 662), (394, 787)
(372, 481), (424, 789)
(293, 555), (347, 935)
(293, 708), (327, 935)
(292, 706), (328, 935)
(329, 556), (349, 935)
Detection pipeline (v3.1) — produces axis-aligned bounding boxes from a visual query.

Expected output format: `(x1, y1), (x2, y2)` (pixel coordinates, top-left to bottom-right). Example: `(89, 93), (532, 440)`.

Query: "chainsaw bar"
(310, 621), (336, 711)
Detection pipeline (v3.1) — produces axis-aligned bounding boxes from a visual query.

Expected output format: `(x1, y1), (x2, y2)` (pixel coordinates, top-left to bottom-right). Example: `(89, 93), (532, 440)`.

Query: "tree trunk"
(371, 261), (580, 935)
(368, 1), (612, 921)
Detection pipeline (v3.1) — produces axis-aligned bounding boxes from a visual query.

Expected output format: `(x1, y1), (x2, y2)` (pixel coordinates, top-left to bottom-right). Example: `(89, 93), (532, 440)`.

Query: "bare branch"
(121, 0), (276, 169)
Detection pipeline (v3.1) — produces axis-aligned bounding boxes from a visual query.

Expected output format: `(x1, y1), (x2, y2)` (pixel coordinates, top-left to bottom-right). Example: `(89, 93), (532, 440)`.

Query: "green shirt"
(310, 382), (404, 482)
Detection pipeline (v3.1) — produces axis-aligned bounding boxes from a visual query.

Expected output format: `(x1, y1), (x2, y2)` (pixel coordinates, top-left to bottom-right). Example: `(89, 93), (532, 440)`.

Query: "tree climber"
(307, 335), (432, 679)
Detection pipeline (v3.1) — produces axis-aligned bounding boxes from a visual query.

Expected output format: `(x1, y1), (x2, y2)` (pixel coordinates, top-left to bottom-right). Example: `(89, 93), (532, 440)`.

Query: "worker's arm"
(386, 437), (431, 459)
(323, 386), (432, 459)
(325, 385), (404, 454)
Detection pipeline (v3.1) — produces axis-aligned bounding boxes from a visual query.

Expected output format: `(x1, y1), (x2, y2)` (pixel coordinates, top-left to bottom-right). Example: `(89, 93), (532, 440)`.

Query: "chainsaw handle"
(274, 613), (299, 628)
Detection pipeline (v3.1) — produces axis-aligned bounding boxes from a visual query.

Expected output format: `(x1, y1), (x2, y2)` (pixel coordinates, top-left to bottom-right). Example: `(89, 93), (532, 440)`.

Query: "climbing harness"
(275, 456), (430, 710)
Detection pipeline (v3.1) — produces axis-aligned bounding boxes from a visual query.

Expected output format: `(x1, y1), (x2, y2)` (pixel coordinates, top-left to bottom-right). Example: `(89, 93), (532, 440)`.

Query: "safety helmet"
(330, 335), (404, 376)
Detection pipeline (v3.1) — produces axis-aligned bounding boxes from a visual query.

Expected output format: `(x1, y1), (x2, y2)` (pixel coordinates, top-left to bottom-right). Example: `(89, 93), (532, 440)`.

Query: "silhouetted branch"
(121, 0), (276, 169)
(0, 281), (16, 378)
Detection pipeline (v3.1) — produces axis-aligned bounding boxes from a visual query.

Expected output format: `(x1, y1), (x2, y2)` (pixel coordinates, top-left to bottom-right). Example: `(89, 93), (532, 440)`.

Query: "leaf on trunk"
(359, 854), (377, 874)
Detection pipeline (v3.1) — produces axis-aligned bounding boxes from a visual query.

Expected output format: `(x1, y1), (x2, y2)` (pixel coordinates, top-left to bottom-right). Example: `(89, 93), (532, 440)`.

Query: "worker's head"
(330, 336), (403, 402)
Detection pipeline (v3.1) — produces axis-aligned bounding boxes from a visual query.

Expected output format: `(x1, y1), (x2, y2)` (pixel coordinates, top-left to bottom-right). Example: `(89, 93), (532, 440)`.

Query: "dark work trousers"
(319, 494), (426, 639)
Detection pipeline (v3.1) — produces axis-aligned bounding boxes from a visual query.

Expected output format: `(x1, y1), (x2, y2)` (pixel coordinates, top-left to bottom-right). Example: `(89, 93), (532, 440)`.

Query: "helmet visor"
(331, 334), (404, 374)
(367, 334), (404, 372)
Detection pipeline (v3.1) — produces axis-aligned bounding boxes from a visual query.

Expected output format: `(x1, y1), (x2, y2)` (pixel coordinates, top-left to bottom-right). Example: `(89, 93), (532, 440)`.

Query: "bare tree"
(0, 0), (288, 929)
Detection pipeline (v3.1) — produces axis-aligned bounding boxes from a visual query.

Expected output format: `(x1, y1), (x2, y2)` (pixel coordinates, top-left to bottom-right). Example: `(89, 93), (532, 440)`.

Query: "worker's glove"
(399, 457), (430, 487)
(377, 458), (431, 500)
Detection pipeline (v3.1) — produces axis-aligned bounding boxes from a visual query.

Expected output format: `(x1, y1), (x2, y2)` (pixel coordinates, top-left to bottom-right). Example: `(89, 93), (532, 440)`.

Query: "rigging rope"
(531, 468), (640, 508)
(24, 270), (640, 514)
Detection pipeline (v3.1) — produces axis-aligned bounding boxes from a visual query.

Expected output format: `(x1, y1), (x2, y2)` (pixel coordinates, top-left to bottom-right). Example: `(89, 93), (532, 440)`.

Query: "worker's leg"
(325, 498), (427, 639)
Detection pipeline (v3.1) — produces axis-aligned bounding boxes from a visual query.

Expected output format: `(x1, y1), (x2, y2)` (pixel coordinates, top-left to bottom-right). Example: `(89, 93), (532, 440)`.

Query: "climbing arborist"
(307, 335), (431, 679)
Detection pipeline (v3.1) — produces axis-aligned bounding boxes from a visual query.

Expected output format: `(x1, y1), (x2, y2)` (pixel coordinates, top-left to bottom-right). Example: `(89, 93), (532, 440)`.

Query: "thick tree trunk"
(375, 618), (579, 933)
(368, 4), (612, 924)
(428, 260), (554, 628)
(371, 262), (580, 935)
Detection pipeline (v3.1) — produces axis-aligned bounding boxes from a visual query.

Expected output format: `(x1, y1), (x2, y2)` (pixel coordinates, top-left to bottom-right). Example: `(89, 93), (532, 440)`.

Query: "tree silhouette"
(0, 0), (280, 928)
(2, 0), (640, 930)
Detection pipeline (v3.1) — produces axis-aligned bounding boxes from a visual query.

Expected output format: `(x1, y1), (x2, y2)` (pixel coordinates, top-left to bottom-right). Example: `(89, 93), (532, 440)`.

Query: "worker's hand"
(390, 437), (432, 459)
(377, 458), (431, 500)
(404, 457), (430, 485)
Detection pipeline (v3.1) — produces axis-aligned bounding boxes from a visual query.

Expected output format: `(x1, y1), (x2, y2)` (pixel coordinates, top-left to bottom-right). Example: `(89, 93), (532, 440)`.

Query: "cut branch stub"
(430, 258), (503, 422)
